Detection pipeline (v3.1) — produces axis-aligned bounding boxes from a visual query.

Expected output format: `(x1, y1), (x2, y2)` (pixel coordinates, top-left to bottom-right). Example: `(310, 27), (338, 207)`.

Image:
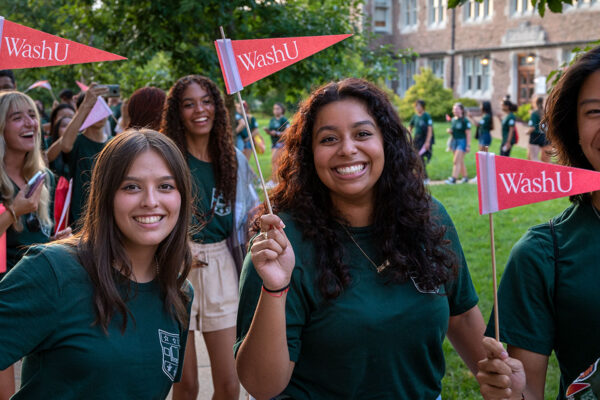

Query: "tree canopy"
(0, 0), (401, 105)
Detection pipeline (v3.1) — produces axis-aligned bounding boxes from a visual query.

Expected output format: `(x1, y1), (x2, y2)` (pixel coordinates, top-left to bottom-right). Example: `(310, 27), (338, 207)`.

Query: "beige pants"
(188, 240), (239, 332)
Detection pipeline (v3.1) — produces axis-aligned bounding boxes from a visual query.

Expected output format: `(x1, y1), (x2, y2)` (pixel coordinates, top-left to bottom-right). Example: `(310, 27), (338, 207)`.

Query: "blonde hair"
(0, 91), (51, 231)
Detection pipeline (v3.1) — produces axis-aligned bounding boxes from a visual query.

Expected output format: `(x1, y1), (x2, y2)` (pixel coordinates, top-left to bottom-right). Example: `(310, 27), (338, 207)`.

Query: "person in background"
(500, 97), (518, 157)
(477, 45), (600, 400)
(0, 91), (66, 398)
(108, 94), (122, 135)
(58, 89), (76, 109)
(0, 70), (17, 92)
(235, 101), (263, 160)
(408, 99), (434, 184)
(264, 102), (290, 189)
(0, 129), (194, 399)
(162, 75), (259, 400)
(445, 102), (471, 184)
(472, 101), (494, 152)
(527, 95), (551, 162)
(235, 78), (485, 399)
(59, 84), (112, 228)
(127, 87), (166, 131)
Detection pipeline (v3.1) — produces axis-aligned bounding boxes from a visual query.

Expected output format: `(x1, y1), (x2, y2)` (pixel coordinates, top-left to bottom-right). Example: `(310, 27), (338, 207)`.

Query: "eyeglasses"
(410, 274), (442, 295)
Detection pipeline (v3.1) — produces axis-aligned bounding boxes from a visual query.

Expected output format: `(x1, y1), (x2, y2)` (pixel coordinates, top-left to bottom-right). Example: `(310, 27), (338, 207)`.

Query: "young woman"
(527, 95), (551, 162)
(472, 101), (494, 152)
(235, 78), (486, 399)
(162, 75), (258, 400)
(477, 46), (600, 400)
(0, 129), (194, 399)
(264, 102), (290, 189)
(500, 98), (518, 157)
(234, 101), (263, 160)
(446, 102), (471, 184)
(0, 91), (59, 396)
(409, 99), (434, 183)
(127, 86), (166, 131)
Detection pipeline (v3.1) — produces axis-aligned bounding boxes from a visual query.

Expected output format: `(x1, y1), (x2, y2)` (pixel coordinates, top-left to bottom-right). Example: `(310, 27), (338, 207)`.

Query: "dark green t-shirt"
(479, 113), (492, 133)
(501, 112), (517, 145)
(486, 202), (600, 399)
(528, 110), (546, 144)
(235, 113), (258, 140)
(3, 170), (56, 279)
(451, 117), (471, 140)
(64, 133), (110, 227)
(267, 116), (289, 147)
(0, 244), (193, 399)
(188, 154), (233, 244)
(235, 199), (478, 399)
(410, 112), (433, 139)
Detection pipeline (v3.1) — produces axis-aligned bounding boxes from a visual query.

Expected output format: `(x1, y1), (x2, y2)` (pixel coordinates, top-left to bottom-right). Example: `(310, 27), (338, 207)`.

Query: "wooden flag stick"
(483, 145), (500, 341)
(220, 26), (273, 215)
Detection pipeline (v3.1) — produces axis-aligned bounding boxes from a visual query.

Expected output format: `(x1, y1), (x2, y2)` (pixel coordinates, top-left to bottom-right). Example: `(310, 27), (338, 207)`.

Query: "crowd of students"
(0, 44), (599, 400)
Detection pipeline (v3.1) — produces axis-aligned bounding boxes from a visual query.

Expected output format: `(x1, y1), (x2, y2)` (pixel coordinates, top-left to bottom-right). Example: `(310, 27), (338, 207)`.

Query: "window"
(428, 58), (445, 79)
(428, 0), (446, 25)
(373, 0), (392, 33)
(401, 0), (418, 29)
(397, 59), (417, 96)
(463, 0), (492, 21)
(510, 0), (535, 15)
(463, 55), (490, 94)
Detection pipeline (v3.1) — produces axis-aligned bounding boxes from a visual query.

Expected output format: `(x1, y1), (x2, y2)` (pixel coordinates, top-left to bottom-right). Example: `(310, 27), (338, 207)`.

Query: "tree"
(0, 0), (401, 104)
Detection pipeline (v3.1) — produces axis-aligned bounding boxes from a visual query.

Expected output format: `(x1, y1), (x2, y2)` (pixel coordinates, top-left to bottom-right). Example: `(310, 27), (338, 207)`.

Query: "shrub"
(398, 67), (455, 121)
(516, 103), (532, 122)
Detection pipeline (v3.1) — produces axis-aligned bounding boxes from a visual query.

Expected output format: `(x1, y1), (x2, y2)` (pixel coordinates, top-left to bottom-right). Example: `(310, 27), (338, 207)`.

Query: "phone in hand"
(97, 84), (120, 98)
(25, 171), (47, 198)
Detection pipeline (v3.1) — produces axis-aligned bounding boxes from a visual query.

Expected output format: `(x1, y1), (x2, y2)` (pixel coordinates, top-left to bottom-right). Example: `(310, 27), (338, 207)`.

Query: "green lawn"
(246, 118), (565, 399)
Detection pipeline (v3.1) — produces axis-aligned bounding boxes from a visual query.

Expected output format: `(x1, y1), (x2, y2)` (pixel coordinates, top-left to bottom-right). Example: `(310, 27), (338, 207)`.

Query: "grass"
(245, 118), (565, 399)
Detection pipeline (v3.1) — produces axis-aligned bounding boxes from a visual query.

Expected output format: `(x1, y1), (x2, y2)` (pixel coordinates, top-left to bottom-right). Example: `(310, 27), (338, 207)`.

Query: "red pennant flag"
(53, 177), (72, 235)
(0, 16), (126, 69)
(0, 204), (6, 274)
(445, 114), (452, 122)
(476, 152), (600, 214)
(76, 80), (89, 92)
(215, 34), (352, 94)
(25, 79), (52, 92)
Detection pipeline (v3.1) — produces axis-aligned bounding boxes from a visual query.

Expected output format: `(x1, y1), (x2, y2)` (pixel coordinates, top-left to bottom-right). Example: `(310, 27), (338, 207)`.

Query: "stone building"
(366, 0), (600, 107)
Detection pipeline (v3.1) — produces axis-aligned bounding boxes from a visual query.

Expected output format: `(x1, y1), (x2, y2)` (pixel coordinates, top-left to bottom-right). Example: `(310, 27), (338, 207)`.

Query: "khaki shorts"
(188, 240), (239, 332)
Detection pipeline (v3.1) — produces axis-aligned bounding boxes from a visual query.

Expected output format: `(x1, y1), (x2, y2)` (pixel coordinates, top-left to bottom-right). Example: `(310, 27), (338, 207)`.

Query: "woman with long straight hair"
(0, 129), (194, 399)
(162, 75), (258, 400)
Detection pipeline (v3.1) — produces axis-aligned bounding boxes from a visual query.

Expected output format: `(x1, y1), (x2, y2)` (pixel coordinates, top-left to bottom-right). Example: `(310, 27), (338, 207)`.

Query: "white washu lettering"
(4, 37), (69, 61)
(237, 41), (299, 71)
(498, 171), (573, 194)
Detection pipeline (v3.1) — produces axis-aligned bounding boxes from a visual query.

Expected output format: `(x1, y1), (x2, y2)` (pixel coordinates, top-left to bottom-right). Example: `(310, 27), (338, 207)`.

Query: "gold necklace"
(340, 224), (389, 273)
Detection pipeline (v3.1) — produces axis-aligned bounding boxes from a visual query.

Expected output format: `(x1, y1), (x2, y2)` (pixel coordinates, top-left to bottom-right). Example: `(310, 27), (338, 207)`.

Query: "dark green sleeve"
(485, 226), (556, 356)
(409, 115), (416, 128)
(0, 247), (60, 369)
(235, 230), (311, 362)
(432, 198), (479, 315)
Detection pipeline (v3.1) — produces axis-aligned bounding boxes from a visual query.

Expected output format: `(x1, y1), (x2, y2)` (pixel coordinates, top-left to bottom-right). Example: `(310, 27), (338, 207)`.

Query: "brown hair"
(127, 87), (166, 131)
(161, 75), (237, 206)
(255, 78), (456, 299)
(544, 45), (600, 202)
(67, 129), (193, 332)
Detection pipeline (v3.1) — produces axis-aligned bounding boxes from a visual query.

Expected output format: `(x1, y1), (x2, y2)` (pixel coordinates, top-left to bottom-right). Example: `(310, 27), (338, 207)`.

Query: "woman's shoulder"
(10, 243), (84, 287)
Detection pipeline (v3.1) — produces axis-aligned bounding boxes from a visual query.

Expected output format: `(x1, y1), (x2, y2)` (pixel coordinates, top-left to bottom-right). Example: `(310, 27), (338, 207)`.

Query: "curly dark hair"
(544, 45), (600, 203)
(160, 75), (237, 206)
(254, 78), (457, 300)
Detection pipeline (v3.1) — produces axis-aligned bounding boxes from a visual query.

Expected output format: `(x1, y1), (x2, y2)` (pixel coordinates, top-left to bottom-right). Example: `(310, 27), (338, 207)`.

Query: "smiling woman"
(0, 129), (195, 399)
(235, 78), (487, 399)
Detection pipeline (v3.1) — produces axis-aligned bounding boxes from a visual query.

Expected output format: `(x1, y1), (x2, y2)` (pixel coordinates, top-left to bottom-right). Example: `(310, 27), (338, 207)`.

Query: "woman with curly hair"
(162, 75), (258, 400)
(235, 78), (486, 399)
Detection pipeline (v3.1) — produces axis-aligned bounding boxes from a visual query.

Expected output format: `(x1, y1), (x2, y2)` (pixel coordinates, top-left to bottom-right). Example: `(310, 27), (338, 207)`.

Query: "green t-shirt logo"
(158, 329), (180, 381)
(211, 188), (231, 217)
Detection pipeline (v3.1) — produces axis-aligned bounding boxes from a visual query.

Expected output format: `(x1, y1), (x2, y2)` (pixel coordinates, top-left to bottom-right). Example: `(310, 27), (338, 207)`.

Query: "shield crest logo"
(158, 329), (180, 381)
